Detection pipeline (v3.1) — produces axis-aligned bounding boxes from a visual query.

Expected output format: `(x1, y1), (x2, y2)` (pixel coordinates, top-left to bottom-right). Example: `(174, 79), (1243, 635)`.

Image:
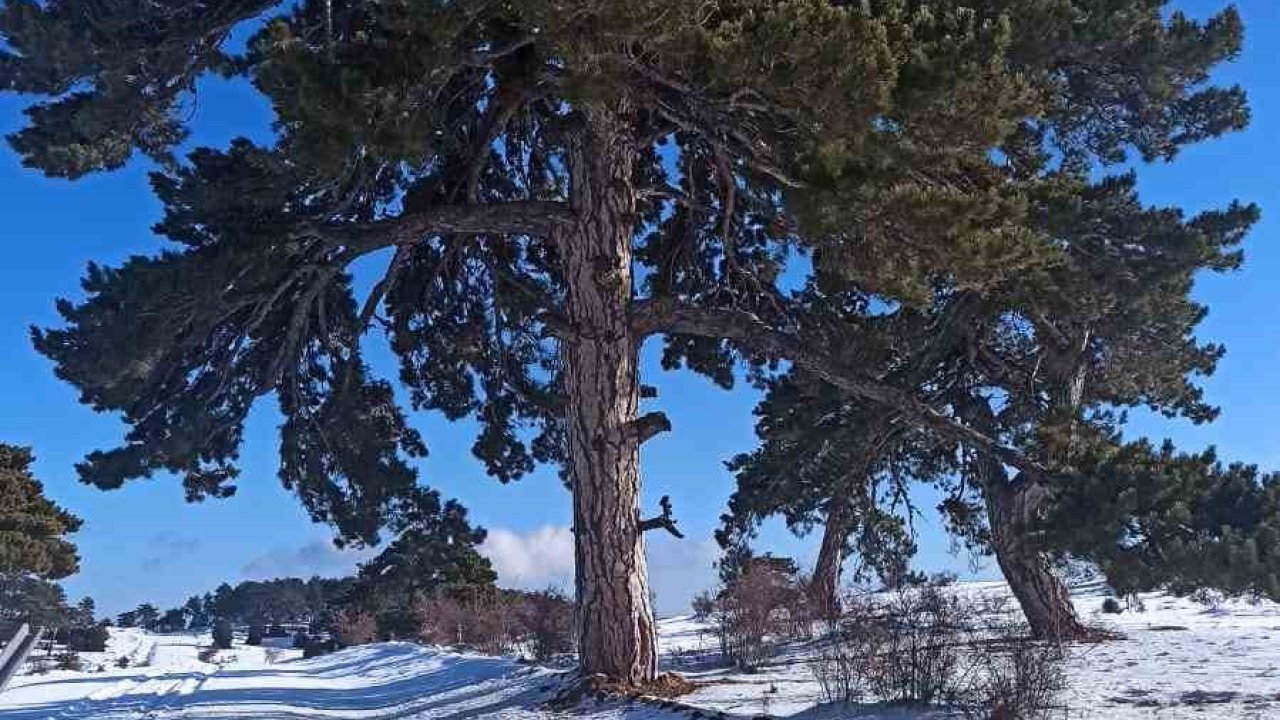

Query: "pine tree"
(0, 444), (81, 580)
(0, 572), (71, 631)
(134, 603), (160, 631)
(342, 487), (497, 637)
(74, 596), (96, 626)
(722, 171), (1259, 636)
(1, 0), (1250, 680)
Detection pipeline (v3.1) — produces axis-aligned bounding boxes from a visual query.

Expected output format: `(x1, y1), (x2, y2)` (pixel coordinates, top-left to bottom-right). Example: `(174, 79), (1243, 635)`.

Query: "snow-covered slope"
(2, 583), (1278, 719)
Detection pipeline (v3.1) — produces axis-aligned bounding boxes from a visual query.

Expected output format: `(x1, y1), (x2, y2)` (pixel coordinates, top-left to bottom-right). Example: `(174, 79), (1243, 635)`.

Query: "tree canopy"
(2, 0), (1256, 680)
(0, 444), (81, 580)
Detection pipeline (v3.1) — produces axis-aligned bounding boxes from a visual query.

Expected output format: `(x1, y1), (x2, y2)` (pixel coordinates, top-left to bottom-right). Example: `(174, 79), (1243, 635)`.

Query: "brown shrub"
(334, 609), (378, 646)
(811, 587), (1069, 718)
(515, 588), (574, 661)
(709, 557), (806, 669)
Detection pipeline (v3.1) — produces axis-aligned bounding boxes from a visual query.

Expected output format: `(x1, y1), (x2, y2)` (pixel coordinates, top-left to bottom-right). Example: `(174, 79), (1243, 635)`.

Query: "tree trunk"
(559, 105), (658, 685)
(986, 476), (1090, 640)
(810, 502), (851, 620)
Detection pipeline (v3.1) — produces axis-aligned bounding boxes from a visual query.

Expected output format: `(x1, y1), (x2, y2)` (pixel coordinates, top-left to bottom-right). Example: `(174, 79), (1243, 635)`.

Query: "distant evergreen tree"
(1, 0), (1253, 679)
(74, 596), (96, 626)
(0, 444), (81, 580)
(183, 595), (210, 629)
(343, 488), (496, 638)
(134, 603), (160, 630)
(116, 610), (138, 628)
(157, 607), (186, 632)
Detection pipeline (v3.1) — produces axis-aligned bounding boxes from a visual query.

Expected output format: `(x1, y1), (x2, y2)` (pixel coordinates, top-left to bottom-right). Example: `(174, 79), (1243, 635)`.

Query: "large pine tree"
(2, 0), (1250, 681)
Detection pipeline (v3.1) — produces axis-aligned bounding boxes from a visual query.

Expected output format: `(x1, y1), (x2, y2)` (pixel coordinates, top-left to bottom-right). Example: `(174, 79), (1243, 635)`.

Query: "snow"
(3, 583), (1279, 719)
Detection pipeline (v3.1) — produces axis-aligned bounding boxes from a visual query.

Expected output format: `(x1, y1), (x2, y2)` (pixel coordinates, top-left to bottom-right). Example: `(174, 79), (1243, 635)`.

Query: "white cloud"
(479, 525), (722, 616)
(480, 526), (575, 591)
(241, 540), (374, 580)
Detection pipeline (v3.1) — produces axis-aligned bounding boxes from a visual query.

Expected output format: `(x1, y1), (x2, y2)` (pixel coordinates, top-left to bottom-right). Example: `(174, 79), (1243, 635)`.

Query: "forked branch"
(640, 495), (684, 538)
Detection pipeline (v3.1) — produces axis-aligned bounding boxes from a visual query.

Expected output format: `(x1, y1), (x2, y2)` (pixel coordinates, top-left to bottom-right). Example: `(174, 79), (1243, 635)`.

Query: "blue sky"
(1, 1), (1277, 618)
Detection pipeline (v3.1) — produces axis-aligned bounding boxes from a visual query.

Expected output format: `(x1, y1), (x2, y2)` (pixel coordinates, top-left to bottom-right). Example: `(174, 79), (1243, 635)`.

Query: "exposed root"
(544, 671), (697, 711)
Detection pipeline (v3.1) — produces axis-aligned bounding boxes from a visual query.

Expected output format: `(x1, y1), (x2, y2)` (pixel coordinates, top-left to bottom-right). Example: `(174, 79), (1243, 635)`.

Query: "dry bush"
(415, 590), (514, 653)
(710, 558), (805, 669)
(515, 588), (574, 661)
(334, 609), (378, 646)
(811, 587), (1069, 718)
(961, 634), (1068, 720)
(54, 651), (82, 671)
(860, 586), (972, 705)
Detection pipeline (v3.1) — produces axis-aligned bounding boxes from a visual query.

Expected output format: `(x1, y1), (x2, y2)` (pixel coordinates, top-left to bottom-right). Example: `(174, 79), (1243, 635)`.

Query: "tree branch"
(628, 411), (672, 445)
(630, 298), (1046, 477)
(640, 495), (684, 539)
(297, 201), (576, 254)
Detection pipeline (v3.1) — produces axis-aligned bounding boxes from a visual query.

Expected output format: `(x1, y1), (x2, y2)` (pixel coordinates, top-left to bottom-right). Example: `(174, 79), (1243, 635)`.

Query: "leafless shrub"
(415, 589), (515, 654)
(958, 621), (1068, 720)
(515, 588), (574, 661)
(811, 586), (1069, 717)
(708, 558), (806, 669)
(334, 608), (378, 646)
(54, 651), (81, 671)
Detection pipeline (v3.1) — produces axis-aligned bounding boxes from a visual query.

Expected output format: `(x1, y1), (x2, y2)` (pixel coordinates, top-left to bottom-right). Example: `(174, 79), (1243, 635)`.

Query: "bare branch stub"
(628, 411), (671, 445)
(640, 495), (684, 538)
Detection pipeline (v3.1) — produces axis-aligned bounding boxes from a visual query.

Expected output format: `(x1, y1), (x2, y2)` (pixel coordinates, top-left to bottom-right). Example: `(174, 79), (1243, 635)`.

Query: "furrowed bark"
(810, 501), (852, 620)
(559, 105), (658, 685)
(984, 468), (1090, 640)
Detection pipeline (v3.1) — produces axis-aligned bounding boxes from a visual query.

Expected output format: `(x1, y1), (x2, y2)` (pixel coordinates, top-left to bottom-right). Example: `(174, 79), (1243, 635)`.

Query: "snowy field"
(2, 583), (1278, 719)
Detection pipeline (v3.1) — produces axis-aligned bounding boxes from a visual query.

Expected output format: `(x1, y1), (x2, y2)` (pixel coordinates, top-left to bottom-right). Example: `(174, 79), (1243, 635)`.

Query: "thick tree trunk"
(986, 477), (1090, 640)
(559, 106), (658, 685)
(810, 503), (851, 620)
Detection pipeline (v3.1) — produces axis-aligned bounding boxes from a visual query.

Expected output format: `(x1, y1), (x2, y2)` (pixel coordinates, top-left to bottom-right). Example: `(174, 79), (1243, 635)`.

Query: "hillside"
(2, 583), (1277, 719)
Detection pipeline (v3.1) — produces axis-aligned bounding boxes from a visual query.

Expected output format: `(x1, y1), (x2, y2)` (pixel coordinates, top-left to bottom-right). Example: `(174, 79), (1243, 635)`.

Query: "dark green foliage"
(65, 624), (109, 652)
(1, 0), (1251, 554)
(204, 576), (352, 627)
(246, 624), (264, 646)
(340, 487), (497, 638)
(0, 572), (71, 633)
(0, 444), (81, 580)
(133, 603), (160, 630)
(1047, 440), (1280, 601)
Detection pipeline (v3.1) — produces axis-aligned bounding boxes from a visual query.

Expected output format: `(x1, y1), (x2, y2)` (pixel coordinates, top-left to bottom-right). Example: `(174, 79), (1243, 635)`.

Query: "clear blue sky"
(1, 1), (1276, 618)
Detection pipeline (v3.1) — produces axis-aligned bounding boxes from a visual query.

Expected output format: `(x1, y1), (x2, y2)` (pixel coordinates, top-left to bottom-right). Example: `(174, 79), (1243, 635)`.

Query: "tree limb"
(630, 298), (1046, 477)
(628, 411), (671, 445)
(296, 201), (576, 253)
(640, 495), (684, 538)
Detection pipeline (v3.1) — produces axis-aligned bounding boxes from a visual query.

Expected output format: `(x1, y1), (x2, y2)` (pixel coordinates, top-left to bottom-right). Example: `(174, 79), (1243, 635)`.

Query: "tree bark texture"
(985, 475), (1090, 640)
(810, 502), (852, 620)
(559, 105), (658, 685)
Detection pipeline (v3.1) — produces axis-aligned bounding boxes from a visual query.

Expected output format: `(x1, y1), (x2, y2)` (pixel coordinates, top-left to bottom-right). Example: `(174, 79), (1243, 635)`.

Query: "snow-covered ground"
(2, 583), (1278, 719)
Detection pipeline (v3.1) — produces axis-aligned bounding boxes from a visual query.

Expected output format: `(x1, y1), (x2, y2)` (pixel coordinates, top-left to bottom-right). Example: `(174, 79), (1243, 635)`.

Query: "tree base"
(544, 671), (696, 710)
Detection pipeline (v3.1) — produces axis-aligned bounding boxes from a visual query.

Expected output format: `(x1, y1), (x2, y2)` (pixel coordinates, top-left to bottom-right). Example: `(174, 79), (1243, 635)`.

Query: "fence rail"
(0, 623), (44, 694)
